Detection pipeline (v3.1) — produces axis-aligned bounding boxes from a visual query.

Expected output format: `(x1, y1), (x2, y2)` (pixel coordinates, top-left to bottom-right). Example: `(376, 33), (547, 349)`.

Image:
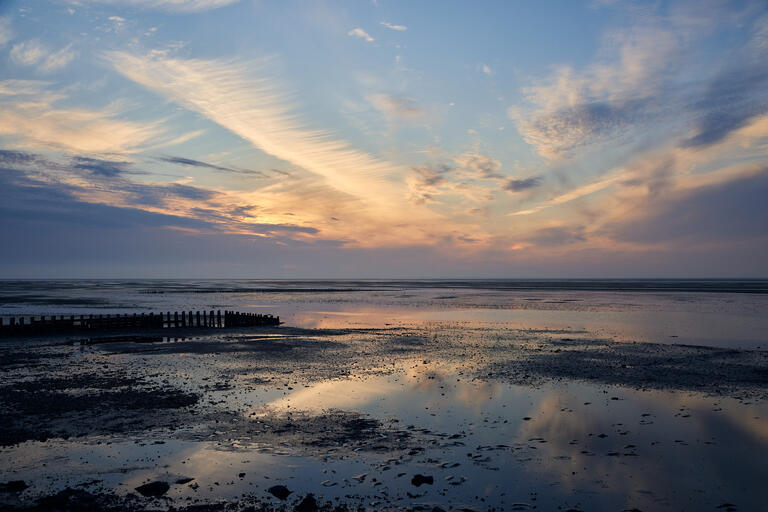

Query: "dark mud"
(482, 337), (768, 398)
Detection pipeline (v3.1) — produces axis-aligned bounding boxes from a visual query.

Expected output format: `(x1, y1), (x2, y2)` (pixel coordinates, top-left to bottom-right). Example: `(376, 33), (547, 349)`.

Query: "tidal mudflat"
(1, 280), (767, 511)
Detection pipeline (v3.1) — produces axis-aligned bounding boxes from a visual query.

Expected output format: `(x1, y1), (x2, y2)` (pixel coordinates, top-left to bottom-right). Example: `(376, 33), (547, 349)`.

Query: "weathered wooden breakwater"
(0, 310), (279, 337)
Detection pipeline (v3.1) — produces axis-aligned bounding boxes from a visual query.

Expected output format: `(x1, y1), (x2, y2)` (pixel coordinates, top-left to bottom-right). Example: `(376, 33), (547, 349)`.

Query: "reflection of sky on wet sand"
(237, 362), (768, 510)
(288, 305), (768, 349)
(2, 362), (765, 510)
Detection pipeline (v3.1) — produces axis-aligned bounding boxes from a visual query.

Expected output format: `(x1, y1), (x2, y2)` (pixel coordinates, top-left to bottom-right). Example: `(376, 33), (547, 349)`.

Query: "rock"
(175, 477), (195, 485)
(411, 474), (434, 487)
(135, 481), (170, 497)
(268, 484), (292, 500)
(295, 494), (319, 512)
(0, 480), (28, 492)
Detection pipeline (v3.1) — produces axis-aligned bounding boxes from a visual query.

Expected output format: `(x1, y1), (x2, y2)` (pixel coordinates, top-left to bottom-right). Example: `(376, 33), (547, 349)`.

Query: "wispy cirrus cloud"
(10, 39), (76, 72)
(66, 0), (240, 13)
(106, 52), (406, 205)
(104, 51), (466, 247)
(0, 80), (168, 154)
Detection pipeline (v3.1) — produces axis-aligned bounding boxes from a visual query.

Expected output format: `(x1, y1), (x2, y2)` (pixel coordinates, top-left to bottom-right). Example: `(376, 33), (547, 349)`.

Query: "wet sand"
(1, 322), (766, 511)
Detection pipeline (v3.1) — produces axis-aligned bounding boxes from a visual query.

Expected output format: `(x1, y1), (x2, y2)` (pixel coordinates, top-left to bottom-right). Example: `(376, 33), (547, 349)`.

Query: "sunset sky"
(1, 0), (767, 277)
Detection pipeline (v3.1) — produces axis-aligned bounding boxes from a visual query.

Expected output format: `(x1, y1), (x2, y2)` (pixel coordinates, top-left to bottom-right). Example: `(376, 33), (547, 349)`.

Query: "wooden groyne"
(0, 310), (279, 338)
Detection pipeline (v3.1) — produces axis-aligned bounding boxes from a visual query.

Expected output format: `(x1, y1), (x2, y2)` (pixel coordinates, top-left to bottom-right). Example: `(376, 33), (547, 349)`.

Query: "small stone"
(135, 481), (170, 497)
(268, 484), (292, 500)
(411, 474), (434, 487)
(175, 477), (194, 485)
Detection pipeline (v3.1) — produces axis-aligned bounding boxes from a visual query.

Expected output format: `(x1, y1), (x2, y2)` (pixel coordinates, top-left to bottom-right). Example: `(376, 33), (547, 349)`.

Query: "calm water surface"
(2, 279), (768, 349)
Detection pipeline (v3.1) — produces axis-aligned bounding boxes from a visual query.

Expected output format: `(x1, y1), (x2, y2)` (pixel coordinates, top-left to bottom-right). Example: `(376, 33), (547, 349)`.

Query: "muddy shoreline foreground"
(1, 324), (766, 511)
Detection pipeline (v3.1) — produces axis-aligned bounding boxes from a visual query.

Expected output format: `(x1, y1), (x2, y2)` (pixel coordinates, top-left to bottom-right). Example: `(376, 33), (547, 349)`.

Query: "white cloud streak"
(348, 27), (374, 42)
(380, 21), (407, 31)
(106, 52), (406, 204)
(509, 173), (624, 215)
(10, 40), (77, 73)
(0, 80), (166, 154)
(67, 0), (240, 12)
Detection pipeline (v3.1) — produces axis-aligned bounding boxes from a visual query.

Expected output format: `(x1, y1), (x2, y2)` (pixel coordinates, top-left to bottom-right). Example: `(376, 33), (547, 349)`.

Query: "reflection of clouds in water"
(289, 307), (417, 329)
(515, 387), (768, 507)
(263, 375), (400, 413)
(452, 380), (504, 411)
(515, 391), (609, 488)
(262, 359), (506, 418)
(402, 359), (506, 412)
(263, 358), (446, 412)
